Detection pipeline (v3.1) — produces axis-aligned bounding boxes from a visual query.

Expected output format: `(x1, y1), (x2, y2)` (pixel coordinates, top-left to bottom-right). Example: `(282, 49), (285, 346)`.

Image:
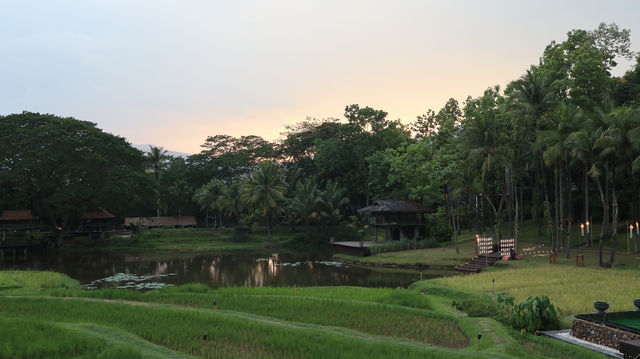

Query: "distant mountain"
(132, 144), (192, 158)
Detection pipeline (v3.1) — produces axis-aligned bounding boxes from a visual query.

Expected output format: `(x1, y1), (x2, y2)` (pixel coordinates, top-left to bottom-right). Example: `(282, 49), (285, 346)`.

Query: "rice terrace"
(2, 3), (640, 359)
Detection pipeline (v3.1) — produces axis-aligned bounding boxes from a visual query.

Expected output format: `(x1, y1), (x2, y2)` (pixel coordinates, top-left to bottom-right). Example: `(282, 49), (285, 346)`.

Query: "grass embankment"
(335, 233), (477, 267)
(1, 270), (607, 359)
(337, 220), (640, 270)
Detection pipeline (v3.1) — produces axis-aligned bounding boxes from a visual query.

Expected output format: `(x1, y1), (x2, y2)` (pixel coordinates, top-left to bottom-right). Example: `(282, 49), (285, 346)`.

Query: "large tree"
(0, 112), (152, 245)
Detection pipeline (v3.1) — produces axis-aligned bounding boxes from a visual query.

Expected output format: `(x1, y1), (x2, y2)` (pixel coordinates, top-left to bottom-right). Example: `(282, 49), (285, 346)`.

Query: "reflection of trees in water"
(1, 250), (418, 288)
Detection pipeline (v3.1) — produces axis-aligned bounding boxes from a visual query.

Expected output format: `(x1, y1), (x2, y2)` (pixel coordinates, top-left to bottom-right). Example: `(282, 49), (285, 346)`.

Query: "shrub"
(456, 297), (499, 317)
(509, 296), (561, 333)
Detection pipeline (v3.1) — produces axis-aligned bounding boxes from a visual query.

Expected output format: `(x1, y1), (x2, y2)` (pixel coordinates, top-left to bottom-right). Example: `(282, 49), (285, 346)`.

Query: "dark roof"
(358, 200), (433, 214)
(0, 210), (37, 221)
(124, 216), (197, 227)
(81, 208), (116, 220)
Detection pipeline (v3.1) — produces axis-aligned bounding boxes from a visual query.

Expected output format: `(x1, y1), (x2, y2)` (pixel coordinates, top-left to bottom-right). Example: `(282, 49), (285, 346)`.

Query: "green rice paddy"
(0, 270), (610, 359)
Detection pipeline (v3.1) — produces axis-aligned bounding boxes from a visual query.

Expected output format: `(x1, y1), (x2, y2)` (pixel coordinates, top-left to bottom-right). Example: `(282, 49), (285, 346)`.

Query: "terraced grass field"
(0, 270), (609, 358)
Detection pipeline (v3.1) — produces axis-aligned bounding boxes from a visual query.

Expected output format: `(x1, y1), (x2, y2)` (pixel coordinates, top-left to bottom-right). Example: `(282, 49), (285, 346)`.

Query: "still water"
(0, 248), (443, 289)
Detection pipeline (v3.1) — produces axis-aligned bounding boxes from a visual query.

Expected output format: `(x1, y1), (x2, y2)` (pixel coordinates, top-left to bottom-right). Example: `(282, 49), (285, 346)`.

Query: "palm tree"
(510, 66), (558, 248)
(168, 179), (192, 227)
(465, 115), (511, 238)
(147, 146), (168, 224)
(594, 105), (640, 263)
(288, 178), (321, 232)
(319, 180), (349, 226)
(242, 161), (288, 240)
(219, 182), (244, 220)
(536, 102), (582, 257)
(567, 118), (598, 248)
(193, 180), (224, 228)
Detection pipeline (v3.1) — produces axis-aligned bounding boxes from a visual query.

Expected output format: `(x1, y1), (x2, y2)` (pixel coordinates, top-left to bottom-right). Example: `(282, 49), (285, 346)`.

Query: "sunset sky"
(1, 1), (639, 154)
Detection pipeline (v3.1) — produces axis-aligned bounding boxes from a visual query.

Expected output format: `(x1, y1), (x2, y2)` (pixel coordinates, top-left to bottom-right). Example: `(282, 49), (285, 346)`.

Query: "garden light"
(630, 224), (634, 239)
(586, 220), (590, 233)
(476, 333), (482, 356)
(203, 333), (208, 341)
(580, 223), (584, 236)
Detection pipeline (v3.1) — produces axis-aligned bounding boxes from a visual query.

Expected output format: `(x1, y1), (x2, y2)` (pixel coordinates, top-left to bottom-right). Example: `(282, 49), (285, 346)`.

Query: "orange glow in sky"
(1, 1), (638, 153)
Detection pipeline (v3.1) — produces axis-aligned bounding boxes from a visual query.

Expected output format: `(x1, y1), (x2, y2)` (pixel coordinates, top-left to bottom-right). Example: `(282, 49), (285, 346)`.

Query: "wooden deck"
(453, 252), (502, 273)
(332, 241), (386, 257)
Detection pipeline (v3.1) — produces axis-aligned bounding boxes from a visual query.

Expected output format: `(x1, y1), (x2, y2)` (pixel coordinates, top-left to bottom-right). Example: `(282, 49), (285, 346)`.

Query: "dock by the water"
(332, 241), (386, 257)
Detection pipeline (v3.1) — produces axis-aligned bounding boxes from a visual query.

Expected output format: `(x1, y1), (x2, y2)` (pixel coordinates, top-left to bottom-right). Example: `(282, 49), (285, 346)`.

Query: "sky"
(1, 1), (639, 154)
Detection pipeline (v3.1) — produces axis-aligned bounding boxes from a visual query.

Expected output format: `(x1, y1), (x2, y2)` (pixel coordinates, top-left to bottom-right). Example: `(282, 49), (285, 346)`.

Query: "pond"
(0, 247), (448, 289)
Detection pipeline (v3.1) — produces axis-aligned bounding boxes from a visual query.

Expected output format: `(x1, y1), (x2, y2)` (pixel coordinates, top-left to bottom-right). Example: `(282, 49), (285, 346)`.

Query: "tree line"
(2, 23), (640, 261)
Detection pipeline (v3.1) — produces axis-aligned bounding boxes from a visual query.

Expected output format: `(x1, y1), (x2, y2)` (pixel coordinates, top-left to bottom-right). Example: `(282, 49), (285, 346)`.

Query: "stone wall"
(571, 318), (640, 350)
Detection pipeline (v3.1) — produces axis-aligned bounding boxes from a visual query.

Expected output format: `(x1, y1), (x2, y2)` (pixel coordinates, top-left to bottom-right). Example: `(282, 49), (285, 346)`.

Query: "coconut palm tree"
(566, 117), (598, 248)
(218, 182), (244, 220)
(510, 66), (558, 248)
(465, 115), (512, 238)
(193, 180), (224, 228)
(594, 105), (640, 263)
(536, 102), (582, 257)
(319, 180), (349, 226)
(288, 178), (322, 232)
(147, 146), (168, 224)
(168, 179), (192, 227)
(242, 161), (288, 240)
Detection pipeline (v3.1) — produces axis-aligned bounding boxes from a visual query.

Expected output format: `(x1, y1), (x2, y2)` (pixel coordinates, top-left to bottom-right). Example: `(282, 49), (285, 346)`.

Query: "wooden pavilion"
(80, 208), (117, 239)
(358, 200), (434, 240)
(124, 216), (197, 228)
(0, 210), (39, 243)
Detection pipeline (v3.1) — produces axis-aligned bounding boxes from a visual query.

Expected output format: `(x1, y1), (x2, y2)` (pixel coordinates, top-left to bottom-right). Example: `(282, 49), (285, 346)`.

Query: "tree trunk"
(610, 171), (618, 264)
(584, 164), (589, 247)
(594, 172), (608, 267)
(506, 167), (513, 238)
(514, 179), (519, 250)
(551, 169), (560, 252)
(565, 159), (572, 259)
(447, 187), (459, 254)
(266, 212), (272, 241)
(541, 162), (554, 246)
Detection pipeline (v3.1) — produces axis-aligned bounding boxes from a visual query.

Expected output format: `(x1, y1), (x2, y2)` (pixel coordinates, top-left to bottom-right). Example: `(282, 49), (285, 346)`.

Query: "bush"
(509, 296), (561, 333)
(456, 297), (499, 317)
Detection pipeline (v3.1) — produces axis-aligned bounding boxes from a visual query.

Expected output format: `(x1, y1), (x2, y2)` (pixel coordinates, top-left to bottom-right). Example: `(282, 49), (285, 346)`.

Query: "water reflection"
(0, 248), (441, 289)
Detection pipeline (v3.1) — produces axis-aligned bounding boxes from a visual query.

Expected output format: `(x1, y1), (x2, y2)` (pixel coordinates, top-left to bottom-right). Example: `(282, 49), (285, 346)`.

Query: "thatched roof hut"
(358, 200), (434, 240)
(0, 210), (39, 230)
(124, 216), (197, 228)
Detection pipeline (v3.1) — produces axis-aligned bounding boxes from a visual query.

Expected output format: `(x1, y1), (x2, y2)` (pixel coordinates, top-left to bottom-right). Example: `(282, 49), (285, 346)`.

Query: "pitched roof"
(358, 200), (433, 214)
(0, 210), (37, 221)
(124, 216), (197, 227)
(81, 208), (116, 220)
